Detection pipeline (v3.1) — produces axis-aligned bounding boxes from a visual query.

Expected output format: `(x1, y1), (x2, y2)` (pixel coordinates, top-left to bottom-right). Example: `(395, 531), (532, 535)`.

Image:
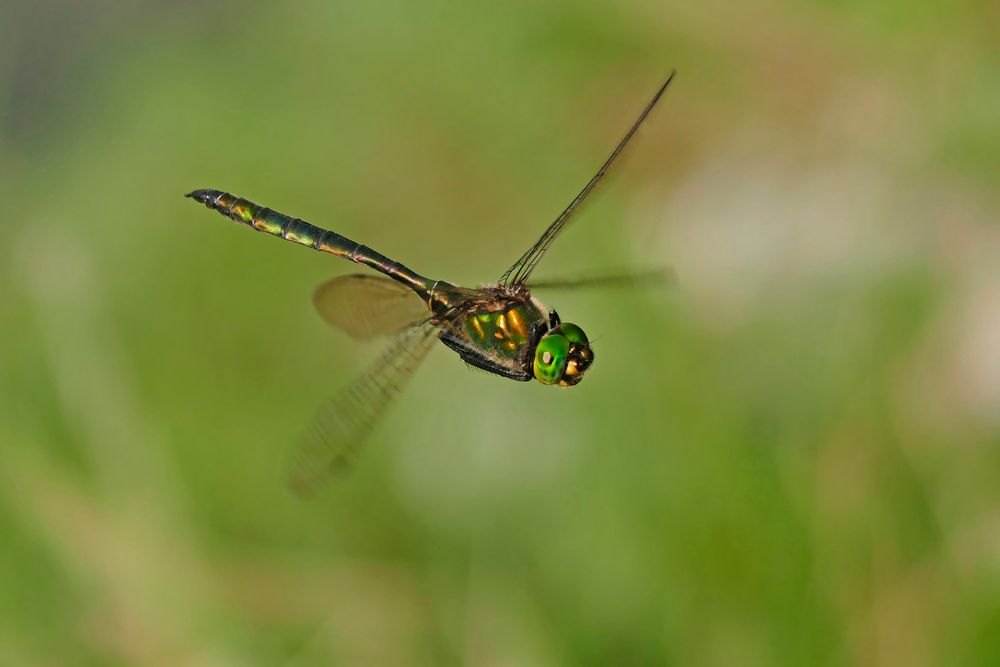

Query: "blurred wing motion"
(500, 70), (676, 288)
(527, 268), (675, 291)
(314, 274), (430, 340)
(288, 322), (439, 496)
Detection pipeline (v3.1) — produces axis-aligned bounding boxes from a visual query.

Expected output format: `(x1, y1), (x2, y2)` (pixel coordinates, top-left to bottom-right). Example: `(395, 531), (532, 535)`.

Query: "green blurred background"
(1, 1), (998, 665)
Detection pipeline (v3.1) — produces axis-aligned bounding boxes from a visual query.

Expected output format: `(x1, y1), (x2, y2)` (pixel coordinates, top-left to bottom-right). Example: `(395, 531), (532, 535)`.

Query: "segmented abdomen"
(186, 189), (433, 297)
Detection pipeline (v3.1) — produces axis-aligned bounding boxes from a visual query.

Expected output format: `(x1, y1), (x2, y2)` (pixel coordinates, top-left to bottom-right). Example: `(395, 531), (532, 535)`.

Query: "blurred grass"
(1, 0), (999, 665)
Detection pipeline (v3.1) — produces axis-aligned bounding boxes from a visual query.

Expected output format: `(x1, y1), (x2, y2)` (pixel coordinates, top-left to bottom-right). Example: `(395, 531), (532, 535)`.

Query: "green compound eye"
(557, 322), (589, 345)
(533, 334), (570, 385)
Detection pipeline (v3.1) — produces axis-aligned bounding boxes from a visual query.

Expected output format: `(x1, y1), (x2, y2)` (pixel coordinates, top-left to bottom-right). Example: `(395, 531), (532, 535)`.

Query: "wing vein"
(500, 71), (676, 287)
(288, 321), (439, 495)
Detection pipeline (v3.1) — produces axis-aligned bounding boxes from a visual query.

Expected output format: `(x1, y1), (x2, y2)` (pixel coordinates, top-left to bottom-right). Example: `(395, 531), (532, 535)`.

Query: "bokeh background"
(2, 1), (998, 665)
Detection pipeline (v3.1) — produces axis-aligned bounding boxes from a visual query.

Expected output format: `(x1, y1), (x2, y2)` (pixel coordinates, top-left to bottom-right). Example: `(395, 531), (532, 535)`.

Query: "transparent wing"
(313, 274), (429, 340)
(527, 267), (675, 291)
(500, 71), (676, 288)
(288, 321), (439, 496)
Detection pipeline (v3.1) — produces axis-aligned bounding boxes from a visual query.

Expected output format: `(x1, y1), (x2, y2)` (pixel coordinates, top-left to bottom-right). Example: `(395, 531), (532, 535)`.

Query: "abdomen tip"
(185, 189), (221, 204)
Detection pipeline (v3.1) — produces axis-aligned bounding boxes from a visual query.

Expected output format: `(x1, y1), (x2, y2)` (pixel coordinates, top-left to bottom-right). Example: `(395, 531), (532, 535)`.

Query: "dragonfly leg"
(438, 332), (533, 382)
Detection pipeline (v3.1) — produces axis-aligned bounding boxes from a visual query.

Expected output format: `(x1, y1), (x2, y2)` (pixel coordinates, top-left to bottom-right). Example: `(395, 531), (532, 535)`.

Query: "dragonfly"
(187, 71), (676, 494)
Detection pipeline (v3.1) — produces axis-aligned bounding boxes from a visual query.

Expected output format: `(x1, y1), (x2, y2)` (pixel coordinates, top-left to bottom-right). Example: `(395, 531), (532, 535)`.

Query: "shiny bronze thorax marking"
(464, 301), (544, 360)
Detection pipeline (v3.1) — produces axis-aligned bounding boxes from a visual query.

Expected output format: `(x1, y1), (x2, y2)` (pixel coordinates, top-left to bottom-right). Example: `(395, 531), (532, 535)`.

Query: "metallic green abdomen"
(187, 189), (434, 299)
(464, 301), (544, 360)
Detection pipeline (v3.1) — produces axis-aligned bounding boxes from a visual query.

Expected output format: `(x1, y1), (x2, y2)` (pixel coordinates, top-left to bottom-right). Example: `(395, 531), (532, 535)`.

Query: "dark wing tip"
(651, 70), (678, 106)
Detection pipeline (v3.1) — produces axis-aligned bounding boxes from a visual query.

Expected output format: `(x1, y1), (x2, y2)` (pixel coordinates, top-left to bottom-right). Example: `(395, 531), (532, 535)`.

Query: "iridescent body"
(186, 71), (676, 491)
(201, 190), (437, 302)
(465, 303), (543, 359)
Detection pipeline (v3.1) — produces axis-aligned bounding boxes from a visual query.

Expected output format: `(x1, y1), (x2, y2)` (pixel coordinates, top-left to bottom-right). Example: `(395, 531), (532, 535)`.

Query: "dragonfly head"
(533, 322), (593, 387)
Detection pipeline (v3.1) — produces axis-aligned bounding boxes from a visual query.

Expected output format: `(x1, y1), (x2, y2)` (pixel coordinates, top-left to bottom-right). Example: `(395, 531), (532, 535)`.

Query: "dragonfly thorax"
(441, 288), (592, 386)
